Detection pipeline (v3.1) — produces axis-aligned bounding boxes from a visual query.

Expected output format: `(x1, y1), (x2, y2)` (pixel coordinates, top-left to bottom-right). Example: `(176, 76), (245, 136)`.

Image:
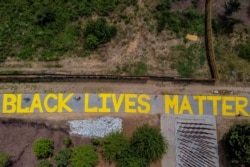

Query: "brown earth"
(0, 114), (160, 167)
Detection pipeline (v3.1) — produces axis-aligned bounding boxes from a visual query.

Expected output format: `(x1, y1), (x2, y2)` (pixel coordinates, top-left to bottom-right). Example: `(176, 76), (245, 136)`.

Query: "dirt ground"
(0, 114), (160, 167)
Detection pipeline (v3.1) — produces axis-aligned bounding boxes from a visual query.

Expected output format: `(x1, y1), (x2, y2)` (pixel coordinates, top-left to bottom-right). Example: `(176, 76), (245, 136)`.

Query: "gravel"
(68, 116), (122, 138)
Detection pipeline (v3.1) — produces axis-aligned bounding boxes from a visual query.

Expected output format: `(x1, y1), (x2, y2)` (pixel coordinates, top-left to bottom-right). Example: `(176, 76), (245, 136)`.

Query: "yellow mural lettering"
(125, 94), (137, 113)
(138, 94), (150, 113)
(112, 94), (124, 112)
(207, 96), (221, 115)
(2, 94), (16, 114)
(165, 95), (179, 114)
(222, 96), (235, 116)
(84, 93), (98, 112)
(44, 94), (57, 113)
(16, 94), (29, 113)
(179, 95), (193, 115)
(194, 96), (206, 115)
(58, 93), (73, 112)
(98, 94), (111, 112)
(236, 97), (249, 116)
(29, 94), (43, 113)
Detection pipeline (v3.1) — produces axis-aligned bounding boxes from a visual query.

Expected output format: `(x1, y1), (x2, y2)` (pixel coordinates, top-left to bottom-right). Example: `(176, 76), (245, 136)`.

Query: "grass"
(115, 61), (148, 75)
(0, 0), (136, 62)
(170, 43), (206, 78)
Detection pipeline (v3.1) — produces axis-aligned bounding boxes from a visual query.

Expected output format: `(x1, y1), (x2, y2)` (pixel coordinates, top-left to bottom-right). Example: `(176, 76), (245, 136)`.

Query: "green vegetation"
(0, 0), (136, 62)
(130, 125), (168, 163)
(63, 137), (72, 148)
(37, 159), (52, 167)
(54, 149), (72, 167)
(171, 44), (206, 78)
(155, 0), (204, 36)
(117, 154), (149, 167)
(116, 61), (148, 75)
(91, 138), (100, 146)
(33, 138), (54, 159)
(102, 132), (129, 162)
(223, 124), (250, 165)
(238, 40), (250, 62)
(70, 145), (98, 167)
(83, 18), (117, 50)
(0, 152), (10, 167)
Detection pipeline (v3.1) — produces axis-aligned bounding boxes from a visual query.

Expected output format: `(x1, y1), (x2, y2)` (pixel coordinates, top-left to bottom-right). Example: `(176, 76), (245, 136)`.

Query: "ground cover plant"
(0, 0), (132, 62)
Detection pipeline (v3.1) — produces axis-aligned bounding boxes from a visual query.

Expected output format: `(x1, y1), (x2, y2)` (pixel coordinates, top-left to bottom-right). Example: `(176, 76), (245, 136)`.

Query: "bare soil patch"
(0, 114), (160, 167)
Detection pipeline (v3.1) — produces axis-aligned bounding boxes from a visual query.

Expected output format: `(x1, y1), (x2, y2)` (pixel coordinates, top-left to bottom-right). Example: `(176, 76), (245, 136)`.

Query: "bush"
(130, 125), (168, 163)
(83, 18), (117, 49)
(0, 152), (10, 167)
(33, 138), (54, 159)
(224, 0), (241, 16)
(70, 145), (98, 167)
(102, 132), (129, 162)
(54, 149), (72, 167)
(238, 41), (250, 62)
(63, 137), (72, 148)
(117, 151), (149, 167)
(37, 159), (52, 167)
(223, 124), (250, 165)
(91, 138), (100, 146)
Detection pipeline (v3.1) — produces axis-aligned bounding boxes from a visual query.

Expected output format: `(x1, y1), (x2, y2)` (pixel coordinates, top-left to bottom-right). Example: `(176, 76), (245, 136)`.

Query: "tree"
(223, 124), (250, 165)
(224, 0), (241, 16)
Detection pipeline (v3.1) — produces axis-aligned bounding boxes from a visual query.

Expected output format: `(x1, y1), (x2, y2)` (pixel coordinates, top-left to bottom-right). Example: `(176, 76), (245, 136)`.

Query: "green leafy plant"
(91, 138), (100, 146)
(83, 18), (117, 50)
(130, 124), (168, 163)
(102, 132), (129, 162)
(63, 137), (72, 148)
(238, 40), (250, 62)
(33, 138), (54, 159)
(0, 152), (10, 167)
(117, 151), (149, 167)
(54, 149), (72, 167)
(70, 145), (98, 167)
(37, 159), (52, 167)
(223, 124), (250, 165)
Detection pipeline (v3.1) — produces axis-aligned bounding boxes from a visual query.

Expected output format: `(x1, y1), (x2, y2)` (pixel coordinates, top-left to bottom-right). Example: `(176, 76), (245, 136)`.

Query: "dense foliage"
(0, 152), (10, 167)
(102, 132), (129, 162)
(83, 18), (117, 50)
(117, 152), (149, 167)
(224, 0), (241, 16)
(130, 125), (168, 163)
(33, 138), (54, 159)
(37, 159), (52, 167)
(223, 124), (250, 165)
(54, 149), (72, 167)
(70, 145), (98, 167)
(238, 40), (250, 62)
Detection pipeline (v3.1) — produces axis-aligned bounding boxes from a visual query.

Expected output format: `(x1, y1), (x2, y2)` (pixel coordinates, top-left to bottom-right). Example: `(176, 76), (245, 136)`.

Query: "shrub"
(85, 35), (99, 50)
(63, 137), (72, 148)
(83, 18), (117, 49)
(223, 124), (250, 165)
(33, 138), (54, 159)
(91, 138), (100, 146)
(117, 151), (149, 167)
(0, 152), (10, 167)
(70, 145), (98, 167)
(134, 62), (148, 75)
(54, 149), (72, 167)
(238, 41), (250, 62)
(102, 132), (129, 162)
(37, 159), (52, 167)
(130, 124), (168, 163)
